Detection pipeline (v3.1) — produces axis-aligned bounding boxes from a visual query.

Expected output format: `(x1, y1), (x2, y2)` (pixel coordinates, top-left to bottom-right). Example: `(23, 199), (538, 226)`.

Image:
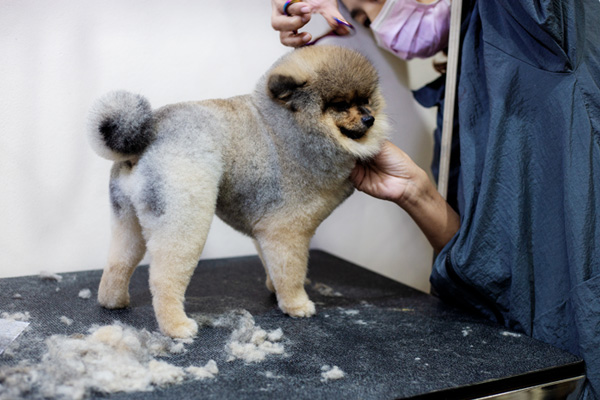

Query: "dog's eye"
(329, 101), (351, 112)
(356, 97), (370, 106)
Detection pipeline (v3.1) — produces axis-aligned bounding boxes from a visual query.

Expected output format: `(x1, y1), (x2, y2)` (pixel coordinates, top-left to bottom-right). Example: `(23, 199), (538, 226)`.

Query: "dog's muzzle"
(340, 116), (375, 140)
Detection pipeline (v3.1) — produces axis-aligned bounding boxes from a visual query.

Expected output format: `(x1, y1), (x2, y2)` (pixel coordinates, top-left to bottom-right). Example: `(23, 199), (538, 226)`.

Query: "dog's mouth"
(339, 127), (366, 140)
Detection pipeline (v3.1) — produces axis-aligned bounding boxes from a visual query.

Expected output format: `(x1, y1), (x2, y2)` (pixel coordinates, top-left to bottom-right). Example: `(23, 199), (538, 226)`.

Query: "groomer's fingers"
(284, 1), (312, 18)
(271, 0), (312, 33)
(280, 31), (312, 47)
(305, 0), (352, 35)
(271, 13), (311, 34)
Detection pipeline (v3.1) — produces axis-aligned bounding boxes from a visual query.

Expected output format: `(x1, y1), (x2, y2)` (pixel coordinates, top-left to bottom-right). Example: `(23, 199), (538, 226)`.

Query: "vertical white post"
(438, 0), (463, 199)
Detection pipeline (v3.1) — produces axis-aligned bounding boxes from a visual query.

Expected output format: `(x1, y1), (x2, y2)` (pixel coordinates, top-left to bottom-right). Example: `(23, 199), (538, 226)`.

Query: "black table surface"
(0, 250), (583, 399)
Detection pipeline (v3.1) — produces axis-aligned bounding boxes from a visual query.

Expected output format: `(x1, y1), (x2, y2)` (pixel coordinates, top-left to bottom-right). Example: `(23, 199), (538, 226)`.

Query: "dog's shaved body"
(88, 46), (387, 338)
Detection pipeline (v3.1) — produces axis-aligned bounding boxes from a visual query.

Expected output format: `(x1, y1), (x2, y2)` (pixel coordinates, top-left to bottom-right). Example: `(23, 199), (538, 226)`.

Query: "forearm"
(396, 169), (460, 253)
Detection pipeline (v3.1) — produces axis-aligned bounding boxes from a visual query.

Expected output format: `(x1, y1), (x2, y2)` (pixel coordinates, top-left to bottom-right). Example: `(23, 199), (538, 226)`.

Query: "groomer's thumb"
(321, 10), (352, 35)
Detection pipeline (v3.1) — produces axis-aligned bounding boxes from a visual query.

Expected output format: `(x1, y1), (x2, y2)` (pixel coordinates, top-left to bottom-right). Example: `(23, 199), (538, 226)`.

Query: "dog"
(88, 45), (387, 338)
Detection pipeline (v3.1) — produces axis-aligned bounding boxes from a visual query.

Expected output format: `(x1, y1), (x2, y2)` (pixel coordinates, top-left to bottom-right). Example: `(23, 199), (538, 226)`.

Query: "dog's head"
(266, 45), (388, 159)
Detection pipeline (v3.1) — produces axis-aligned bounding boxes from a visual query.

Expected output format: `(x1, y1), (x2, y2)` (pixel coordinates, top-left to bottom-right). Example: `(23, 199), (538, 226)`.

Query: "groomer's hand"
(271, 0), (351, 47)
(271, 0), (312, 47)
(351, 141), (421, 205)
(351, 141), (460, 253)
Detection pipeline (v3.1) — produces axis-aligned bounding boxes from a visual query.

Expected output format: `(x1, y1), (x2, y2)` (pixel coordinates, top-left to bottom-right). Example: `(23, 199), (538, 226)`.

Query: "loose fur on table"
(88, 45), (388, 338)
(0, 322), (218, 400)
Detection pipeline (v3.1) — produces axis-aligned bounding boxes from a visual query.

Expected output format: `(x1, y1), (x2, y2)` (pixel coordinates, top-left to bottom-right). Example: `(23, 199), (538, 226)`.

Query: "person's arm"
(351, 141), (459, 253)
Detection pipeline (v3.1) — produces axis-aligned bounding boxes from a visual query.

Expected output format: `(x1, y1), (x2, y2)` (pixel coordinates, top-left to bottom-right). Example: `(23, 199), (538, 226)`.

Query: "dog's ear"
(267, 73), (307, 111)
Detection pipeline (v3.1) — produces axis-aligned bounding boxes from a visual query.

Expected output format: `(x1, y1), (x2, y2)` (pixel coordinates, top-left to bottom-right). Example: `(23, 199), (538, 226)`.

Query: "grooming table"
(0, 250), (584, 399)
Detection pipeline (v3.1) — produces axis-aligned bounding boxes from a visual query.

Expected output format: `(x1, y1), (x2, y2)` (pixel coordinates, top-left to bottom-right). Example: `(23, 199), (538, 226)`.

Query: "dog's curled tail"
(87, 90), (154, 161)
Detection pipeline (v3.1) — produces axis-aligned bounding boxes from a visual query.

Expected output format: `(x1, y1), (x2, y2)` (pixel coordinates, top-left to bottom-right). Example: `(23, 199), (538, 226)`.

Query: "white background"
(0, 0), (439, 292)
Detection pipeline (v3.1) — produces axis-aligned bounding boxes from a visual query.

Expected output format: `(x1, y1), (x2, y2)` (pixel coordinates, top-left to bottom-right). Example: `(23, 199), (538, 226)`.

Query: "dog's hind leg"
(98, 177), (147, 309)
(139, 158), (221, 339)
(254, 225), (315, 318)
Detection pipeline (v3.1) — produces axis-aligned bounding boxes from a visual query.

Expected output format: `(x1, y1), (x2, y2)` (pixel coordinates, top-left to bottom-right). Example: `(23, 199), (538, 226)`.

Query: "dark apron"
(428, 1), (600, 398)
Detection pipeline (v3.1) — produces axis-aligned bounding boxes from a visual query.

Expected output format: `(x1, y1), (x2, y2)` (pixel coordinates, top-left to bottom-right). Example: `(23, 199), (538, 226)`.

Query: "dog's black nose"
(362, 116), (375, 128)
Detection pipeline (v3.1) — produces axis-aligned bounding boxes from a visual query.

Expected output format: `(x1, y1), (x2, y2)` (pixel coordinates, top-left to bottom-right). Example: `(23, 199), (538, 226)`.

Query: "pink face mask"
(370, 0), (451, 60)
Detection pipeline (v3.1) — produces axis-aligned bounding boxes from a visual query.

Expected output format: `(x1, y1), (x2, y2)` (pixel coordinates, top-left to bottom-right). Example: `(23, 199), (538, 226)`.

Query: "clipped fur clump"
(0, 323), (217, 400)
(0, 312), (30, 322)
(88, 45), (388, 338)
(214, 310), (286, 363)
(320, 365), (345, 382)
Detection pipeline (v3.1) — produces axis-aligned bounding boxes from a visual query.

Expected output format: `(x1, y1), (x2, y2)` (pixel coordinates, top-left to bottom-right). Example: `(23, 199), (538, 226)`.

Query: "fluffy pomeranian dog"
(88, 45), (387, 338)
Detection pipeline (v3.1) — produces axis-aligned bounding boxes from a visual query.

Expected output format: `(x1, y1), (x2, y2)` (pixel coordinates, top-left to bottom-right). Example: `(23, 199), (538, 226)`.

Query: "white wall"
(0, 1), (439, 292)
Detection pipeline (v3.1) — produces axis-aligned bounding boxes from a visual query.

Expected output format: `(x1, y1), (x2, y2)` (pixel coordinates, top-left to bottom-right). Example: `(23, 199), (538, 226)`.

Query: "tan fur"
(89, 46), (387, 338)
(253, 188), (346, 317)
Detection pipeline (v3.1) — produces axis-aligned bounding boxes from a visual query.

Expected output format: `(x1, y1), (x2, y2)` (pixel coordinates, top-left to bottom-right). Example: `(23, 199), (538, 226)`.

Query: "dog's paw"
(97, 291), (130, 309)
(280, 299), (316, 318)
(160, 317), (198, 339)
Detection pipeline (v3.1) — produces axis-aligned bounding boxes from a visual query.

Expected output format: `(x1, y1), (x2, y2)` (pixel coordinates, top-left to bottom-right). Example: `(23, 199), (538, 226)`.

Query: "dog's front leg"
(253, 239), (276, 293)
(254, 230), (315, 318)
